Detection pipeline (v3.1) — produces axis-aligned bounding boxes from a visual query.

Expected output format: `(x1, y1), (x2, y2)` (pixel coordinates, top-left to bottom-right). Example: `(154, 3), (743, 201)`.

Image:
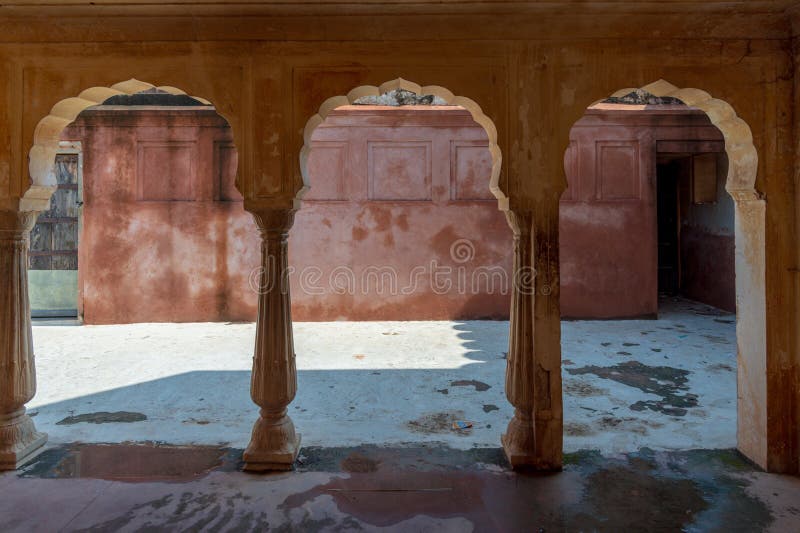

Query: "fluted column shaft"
(0, 210), (47, 470)
(243, 208), (300, 471)
(502, 210), (537, 467)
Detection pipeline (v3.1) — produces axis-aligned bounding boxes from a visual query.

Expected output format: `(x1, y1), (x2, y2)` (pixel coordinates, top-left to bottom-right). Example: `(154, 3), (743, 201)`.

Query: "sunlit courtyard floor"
(29, 297), (736, 455)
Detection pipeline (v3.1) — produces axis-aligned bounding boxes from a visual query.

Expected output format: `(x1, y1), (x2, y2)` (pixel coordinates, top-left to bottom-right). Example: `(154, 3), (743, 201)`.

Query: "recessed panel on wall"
(137, 141), (196, 201)
(215, 142), (241, 201)
(596, 141), (640, 201)
(450, 140), (493, 200)
(368, 141), (432, 201)
(304, 141), (348, 200)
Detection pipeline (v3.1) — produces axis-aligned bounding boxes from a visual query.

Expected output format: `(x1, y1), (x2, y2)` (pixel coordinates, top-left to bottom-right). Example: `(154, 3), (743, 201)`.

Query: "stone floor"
(26, 297), (736, 454)
(3, 297), (792, 531)
(3, 444), (800, 531)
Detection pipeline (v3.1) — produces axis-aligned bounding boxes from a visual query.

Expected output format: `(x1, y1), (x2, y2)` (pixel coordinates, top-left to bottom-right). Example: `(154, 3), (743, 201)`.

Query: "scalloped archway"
(293, 78), (553, 470)
(25, 78), (233, 211)
(600, 80), (757, 194)
(298, 77), (508, 212)
(574, 79), (767, 469)
(0, 78), (243, 471)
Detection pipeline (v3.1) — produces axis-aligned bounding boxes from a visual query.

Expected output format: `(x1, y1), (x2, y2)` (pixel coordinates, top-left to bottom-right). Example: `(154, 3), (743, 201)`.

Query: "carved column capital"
(0, 210), (37, 237)
(250, 208), (296, 238)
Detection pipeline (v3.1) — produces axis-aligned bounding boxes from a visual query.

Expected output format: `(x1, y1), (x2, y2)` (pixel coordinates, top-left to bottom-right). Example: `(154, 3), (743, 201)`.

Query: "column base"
(501, 432), (563, 471)
(242, 410), (301, 472)
(243, 434), (301, 472)
(501, 432), (538, 469)
(0, 413), (47, 471)
(501, 407), (537, 469)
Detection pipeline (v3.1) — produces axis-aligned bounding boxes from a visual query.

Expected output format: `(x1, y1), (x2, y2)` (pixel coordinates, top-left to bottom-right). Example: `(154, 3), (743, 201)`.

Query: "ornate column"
(243, 208), (300, 471)
(0, 210), (47, 470)
(502, 206), (563, 470)
(502, 210), (537, 467)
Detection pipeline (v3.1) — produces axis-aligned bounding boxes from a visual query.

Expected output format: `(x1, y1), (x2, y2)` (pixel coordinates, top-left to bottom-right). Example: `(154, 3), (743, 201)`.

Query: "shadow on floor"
(29, 364), (512, 451)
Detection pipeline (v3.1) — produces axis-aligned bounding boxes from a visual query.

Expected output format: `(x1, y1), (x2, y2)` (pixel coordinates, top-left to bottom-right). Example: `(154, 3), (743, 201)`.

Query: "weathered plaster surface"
(296, 105), (509, 320)
(62, 107), (251, 324)
(66, 104), (509, 323)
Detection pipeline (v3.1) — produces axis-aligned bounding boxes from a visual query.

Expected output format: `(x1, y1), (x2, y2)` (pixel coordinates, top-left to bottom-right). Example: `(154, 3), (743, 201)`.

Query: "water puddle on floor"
(21, 443), (235, 482)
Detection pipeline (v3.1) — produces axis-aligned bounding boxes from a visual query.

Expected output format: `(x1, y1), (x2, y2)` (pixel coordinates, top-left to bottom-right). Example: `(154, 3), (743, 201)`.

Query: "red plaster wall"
(65, 104), (733, 324)
(560, 105), (729, 318)
(680, 228), (736, 312)
(293, 106), (511, 320)
(64, 107), (260, 325)
(65, 105), (511, 324)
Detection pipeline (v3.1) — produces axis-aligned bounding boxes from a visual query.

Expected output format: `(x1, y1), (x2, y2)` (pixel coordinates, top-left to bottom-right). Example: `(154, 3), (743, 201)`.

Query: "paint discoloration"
(351, 226), (368, 241)
(564, 379), (606, 397)
(341, 452), (380, 473)
(406, 412), (469, 435)
(56, 411), (147, 425)
(704, 334), (732, 344)
(574, 464), (708, 530)
(64, 109), (259, 325)
(450, 379), (491, 392)
(708, 363), (735, 373)
(568, 361), (698, 416)
(565, 422), (595, 436)
(65, 105), (513, 324)
(293, 106), (511, 321)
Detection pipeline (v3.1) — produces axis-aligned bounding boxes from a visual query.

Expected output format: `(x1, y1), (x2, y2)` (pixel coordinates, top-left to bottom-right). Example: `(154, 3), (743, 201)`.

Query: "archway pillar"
(502, 202), (563, 470)
(502, 210), (537, 467)
(586, 80), (793, 471)
(243, 207), (301, 471)
(0, 209), (47, 470)
(730, 191), (771, 469)
(531, 199), (564, 469)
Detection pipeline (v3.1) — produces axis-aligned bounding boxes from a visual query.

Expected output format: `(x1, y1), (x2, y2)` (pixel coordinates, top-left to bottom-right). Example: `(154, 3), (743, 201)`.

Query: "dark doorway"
(655, 152), (734, 311)
(656, 157), (685, 297)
